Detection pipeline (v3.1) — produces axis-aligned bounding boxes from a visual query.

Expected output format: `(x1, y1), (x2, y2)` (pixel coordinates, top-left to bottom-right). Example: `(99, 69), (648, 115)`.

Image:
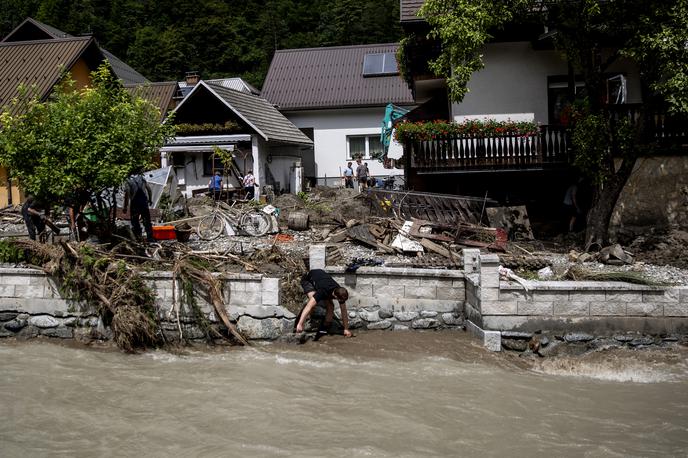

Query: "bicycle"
(196, 200), (271, 240)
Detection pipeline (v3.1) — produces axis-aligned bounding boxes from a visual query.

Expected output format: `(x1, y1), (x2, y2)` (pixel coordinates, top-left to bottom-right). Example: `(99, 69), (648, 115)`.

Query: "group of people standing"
(208, 170), (257, 200)
(343, 158), (372, 191)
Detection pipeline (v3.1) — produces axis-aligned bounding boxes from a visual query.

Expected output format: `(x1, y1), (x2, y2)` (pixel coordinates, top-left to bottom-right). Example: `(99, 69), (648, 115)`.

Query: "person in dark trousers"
(243, 170), (256, 200)
(21, 196), (49, 241)
(208, 170), (222, 200)
(123, 172), (154, 242)
(355, 158), (368, 192)
(343, 161), (354, 188)
(296, 269), (352, 338)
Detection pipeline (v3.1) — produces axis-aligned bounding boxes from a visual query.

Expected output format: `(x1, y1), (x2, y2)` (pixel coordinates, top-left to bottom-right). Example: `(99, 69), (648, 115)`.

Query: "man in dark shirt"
(123, 172), (154, 242)
(21, 196), (49, 241)
(296, 269), (352, 338)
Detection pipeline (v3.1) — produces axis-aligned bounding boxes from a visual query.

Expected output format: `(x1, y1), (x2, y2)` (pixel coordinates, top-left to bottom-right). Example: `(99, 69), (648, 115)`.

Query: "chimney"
(185, 71), (200, 86)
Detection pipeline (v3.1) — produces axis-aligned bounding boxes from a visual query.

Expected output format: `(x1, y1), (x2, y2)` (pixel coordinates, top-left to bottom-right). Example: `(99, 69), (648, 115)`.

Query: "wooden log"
(419, 238), (461, 259)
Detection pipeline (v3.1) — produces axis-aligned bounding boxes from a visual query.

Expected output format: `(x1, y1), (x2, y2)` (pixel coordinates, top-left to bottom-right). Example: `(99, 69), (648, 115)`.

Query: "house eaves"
(161, 134), (252, 153)
(171, 81), (312, 145)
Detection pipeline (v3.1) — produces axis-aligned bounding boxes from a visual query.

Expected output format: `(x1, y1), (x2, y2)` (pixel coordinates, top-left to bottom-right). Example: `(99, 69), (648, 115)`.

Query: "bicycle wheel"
(239, 211), (271, 236)
(197, 213), (225, 240)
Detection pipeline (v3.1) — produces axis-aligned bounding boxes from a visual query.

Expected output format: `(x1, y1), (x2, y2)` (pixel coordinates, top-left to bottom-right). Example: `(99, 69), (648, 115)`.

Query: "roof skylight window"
(362, 52), (398, 76)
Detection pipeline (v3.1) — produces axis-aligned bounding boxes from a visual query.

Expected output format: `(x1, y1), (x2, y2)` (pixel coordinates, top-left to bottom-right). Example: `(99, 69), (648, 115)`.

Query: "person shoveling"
(295, 269), (352, 339)
(22, 195), (60, 241)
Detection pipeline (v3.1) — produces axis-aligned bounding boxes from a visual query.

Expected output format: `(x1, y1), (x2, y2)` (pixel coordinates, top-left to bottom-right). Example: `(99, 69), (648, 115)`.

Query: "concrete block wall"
(0, 268), (291, 341)
(310, 245), (466, 331)
(466, 255), (688, 336)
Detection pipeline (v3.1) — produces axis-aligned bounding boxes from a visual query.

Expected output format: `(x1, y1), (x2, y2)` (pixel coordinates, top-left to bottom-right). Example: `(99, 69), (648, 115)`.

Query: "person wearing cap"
(296, 269), (352, 338)
(208, 170), (222, 200)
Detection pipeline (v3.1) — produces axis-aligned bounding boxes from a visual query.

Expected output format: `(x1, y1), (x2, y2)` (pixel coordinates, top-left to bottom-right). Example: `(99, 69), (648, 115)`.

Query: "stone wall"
(465, 252), (688, 342)
(611, 155), (688, 234)
(309, 245), (466, 331)
(0, 267), (293, 341)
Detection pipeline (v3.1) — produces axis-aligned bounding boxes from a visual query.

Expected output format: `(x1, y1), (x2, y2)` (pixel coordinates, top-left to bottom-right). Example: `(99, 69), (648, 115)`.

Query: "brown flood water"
(1, 331), (688, 457)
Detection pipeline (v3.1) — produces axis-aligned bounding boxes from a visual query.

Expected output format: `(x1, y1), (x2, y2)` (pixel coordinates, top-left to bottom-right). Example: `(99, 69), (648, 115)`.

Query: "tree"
(415, 0), (688, 248)
(0, 62), (175, 236)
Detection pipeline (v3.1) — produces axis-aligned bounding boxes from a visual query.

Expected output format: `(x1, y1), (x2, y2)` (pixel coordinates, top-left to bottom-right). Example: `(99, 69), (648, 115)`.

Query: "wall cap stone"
(500, 280), (683, 292)
(326, 266), (464, 278)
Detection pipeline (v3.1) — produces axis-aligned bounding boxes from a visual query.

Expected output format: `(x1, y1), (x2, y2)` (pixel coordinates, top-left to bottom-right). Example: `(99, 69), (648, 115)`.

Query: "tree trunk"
(584, 157), (636, 251)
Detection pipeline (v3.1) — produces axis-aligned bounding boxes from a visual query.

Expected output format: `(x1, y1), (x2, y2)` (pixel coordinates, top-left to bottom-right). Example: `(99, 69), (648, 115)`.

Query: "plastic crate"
(151, 225), (176, 240)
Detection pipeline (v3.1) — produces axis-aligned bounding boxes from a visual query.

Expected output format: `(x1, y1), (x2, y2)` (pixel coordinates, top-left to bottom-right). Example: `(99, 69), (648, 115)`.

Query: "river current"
(2, 331), (687, 457)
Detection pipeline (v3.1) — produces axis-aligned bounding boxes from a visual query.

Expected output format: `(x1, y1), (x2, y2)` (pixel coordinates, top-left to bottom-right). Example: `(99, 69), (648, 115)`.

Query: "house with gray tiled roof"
(160, 79), (312, 198)
(262, 43), (415, 186)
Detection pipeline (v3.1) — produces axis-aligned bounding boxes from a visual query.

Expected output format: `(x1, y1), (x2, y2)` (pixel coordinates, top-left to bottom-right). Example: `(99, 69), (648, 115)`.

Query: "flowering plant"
(394, 118), (539, 143)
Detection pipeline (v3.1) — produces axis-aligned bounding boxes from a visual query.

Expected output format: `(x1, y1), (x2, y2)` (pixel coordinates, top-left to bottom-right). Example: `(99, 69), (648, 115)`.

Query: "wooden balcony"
(406, 109), (688, 172)
(406, 125), (570, 171)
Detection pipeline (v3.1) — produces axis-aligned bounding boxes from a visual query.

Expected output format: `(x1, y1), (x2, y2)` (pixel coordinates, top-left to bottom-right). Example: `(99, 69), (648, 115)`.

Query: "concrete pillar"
(308, 245), (326, 270)
(463, 248), (480, 275)
(251, 136), (261, 201)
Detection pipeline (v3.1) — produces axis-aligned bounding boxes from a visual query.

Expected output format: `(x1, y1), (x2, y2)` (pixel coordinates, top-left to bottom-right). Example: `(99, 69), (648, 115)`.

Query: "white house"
(160, 80), (312, 198)
(261, 43), (416, 186)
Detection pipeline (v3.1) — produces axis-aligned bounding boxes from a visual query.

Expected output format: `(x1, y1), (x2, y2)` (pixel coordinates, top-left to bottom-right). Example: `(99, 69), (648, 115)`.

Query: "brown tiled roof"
(261, 43), (414, 111)
(400, 0), (425, 22)
(125, 81), (180, 121)
(0, 37), (98, 113)
(2, 17), (148, 85)
(1, 17), (72, 42)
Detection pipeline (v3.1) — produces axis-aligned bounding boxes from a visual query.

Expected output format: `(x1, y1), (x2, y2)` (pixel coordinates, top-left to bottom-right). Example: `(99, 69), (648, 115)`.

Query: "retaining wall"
(464, 250), (688, 350)
(309, 245), (466, 331)
(0, 267), (293, 341)
(3, 245), (687, 348)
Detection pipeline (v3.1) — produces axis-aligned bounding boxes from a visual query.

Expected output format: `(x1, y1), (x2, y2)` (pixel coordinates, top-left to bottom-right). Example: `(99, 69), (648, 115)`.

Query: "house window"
(347, 135), (382, 159)
(548, 74), (627, 124)
(547, 77), (585, 125)
(170, 152), (186, 168)
(362, 52), (398, 76)
(203, 151), (225, 176)
(369, 136), (383, 158)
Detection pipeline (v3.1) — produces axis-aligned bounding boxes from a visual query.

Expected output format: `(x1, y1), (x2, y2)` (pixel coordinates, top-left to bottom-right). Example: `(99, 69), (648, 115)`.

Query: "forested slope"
(0, 0), (402, 87)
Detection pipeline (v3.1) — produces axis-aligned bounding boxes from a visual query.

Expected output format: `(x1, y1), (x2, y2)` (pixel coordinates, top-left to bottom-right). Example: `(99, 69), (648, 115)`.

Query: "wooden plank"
(419, 238), (461, 259)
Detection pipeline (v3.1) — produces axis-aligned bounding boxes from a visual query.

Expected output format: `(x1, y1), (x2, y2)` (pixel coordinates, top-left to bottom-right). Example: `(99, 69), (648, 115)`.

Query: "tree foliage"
(418, 0), (531, 102)
(0, 63), (174, 219)
(0, 0), (402, 87)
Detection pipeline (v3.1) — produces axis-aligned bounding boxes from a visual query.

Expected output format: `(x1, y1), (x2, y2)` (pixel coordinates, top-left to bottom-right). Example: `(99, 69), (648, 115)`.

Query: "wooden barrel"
(287, 212), (309, 231)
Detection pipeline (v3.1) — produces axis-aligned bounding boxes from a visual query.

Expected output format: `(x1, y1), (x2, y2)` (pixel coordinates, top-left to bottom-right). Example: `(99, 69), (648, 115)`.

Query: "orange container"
(151, 225), (177, 240)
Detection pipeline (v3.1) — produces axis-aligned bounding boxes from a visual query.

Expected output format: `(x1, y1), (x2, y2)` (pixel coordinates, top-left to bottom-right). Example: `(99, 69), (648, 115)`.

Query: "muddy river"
(1, 331), (687, 457)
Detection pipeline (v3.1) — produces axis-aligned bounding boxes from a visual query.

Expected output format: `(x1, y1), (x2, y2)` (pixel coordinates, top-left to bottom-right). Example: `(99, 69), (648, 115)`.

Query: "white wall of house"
(164, 151), (250, 197)
(451, 41), (642, 124)
(284, 107), (407, 185)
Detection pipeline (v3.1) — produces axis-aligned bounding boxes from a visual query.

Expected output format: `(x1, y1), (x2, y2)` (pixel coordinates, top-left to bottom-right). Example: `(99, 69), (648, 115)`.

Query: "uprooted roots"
(8, 239), (250, 352)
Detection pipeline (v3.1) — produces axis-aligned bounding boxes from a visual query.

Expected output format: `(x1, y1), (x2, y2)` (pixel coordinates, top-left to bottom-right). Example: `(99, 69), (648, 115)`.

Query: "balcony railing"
(407, 125), (569, 171)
